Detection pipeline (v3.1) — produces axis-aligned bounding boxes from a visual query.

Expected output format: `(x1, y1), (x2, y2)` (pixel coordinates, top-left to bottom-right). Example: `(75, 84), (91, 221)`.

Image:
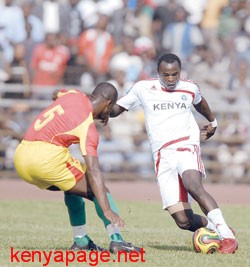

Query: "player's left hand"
(104, 209), (125, 228)
(200, 124), (217, 141)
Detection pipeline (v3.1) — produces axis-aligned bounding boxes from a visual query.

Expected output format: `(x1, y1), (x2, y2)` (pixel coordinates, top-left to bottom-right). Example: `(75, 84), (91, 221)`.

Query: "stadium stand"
(1, 0), (250, 183)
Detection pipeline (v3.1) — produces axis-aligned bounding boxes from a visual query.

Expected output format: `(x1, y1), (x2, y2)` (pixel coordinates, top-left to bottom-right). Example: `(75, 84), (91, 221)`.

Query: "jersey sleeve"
(79, 121), (99, 157)
(117, 82), (142, 110)
(192, 83), (202, 105)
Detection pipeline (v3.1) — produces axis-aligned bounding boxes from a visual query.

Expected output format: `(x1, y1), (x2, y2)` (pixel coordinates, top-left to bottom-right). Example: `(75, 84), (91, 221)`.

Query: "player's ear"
(52, 90), (59, 101)
(105, 99), (112, 109)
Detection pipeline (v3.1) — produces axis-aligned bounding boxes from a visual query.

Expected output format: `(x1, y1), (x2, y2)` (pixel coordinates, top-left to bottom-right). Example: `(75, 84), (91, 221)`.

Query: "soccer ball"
(192, 227), (220, 254)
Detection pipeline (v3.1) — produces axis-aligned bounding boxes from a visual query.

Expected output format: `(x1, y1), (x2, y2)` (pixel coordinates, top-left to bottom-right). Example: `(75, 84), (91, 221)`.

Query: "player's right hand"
(52, 90), (59, 100)
(104, 209), (125, 228)
(201, 124), (217, 141)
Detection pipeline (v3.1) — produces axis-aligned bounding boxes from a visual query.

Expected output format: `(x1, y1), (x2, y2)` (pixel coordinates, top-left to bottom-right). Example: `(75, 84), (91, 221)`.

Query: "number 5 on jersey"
(34, 105), (64, 130)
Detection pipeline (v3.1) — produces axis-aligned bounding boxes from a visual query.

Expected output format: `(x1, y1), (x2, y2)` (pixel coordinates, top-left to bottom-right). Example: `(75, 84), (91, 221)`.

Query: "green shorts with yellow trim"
(14, 141), (85, 191)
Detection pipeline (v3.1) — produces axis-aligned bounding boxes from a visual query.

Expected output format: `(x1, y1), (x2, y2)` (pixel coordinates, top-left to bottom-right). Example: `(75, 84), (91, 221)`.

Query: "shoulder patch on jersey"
(180, 78), (199, 88)
(57, 89), (80, 98)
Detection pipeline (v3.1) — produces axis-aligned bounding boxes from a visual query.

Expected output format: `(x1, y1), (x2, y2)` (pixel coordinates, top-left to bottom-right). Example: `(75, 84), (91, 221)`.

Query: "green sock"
(74, 235), (90, 246)
(93, 192), (119, 227)
(64, 193), (86, 226)
(93, 193), (123, 242)
(110, 233), (123, 242)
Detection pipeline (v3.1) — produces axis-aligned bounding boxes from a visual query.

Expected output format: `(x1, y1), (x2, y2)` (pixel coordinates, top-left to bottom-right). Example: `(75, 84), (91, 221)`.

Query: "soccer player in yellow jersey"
(14, 82), (140, 253)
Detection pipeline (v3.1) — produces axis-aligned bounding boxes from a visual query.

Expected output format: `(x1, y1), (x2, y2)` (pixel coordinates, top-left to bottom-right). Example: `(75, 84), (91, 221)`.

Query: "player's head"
(157, 53), (181, 90)
(91, 82), (118, 124)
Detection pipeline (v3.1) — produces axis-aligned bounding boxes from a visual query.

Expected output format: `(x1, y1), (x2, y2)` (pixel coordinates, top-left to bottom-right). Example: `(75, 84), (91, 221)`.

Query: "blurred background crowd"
(0, 0), (250, 183)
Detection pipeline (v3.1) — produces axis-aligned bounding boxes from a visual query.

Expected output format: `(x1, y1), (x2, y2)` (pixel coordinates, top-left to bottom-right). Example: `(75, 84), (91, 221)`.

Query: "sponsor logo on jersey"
(153, 102), (187, 110)
(181, 95), (188, 101)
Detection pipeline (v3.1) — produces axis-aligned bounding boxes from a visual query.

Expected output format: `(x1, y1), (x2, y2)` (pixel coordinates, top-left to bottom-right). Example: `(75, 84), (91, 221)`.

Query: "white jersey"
(117, 78), (202, 153)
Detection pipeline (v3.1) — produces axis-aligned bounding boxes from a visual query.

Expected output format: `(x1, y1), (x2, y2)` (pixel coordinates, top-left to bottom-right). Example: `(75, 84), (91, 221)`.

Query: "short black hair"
(92, 82), (118, 103)
(157, 53), (182, 71)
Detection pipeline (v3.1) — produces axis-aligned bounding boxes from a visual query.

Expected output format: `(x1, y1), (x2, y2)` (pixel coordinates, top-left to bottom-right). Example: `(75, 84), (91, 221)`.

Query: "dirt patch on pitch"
(0, 178), (249, 205)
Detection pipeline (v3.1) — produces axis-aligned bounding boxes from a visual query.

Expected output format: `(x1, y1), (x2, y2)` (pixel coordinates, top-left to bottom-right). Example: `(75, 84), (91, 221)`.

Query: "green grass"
(0, 199), (249, 267)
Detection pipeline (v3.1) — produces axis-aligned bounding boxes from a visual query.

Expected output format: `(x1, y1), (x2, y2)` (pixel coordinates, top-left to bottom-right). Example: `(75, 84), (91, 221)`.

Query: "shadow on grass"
(10, 244), (191, 252)
(149, 244), (191, 252)
(9, 242), (112, 251)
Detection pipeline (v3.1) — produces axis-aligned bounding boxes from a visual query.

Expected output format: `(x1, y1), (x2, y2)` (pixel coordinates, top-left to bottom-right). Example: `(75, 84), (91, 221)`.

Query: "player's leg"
(92, 188), (123, 241)
(14, 142), (103, 251)
(180, 148), (238, 254)
(65, 173), (106, 251)
(45, 154), (104, 251)
(170, 206), (208, 231)
(165, 178), (209, 232)
(92, 189), (141, 253)
(64, 192), (104, 251)
(71, 173), (141, 253)
(156, 148), (219, 233)
(182, 169), (218, 214)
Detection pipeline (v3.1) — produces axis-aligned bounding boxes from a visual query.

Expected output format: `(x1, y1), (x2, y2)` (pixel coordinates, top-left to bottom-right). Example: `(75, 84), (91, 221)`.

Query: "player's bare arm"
(84, 155), (125, 228)
(110, 104), (126, 117)
(194, 97), (217, 141)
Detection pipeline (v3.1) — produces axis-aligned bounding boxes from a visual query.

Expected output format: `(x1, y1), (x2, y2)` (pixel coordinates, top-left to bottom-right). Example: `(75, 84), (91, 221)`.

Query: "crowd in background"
(0, 0), (250, 182)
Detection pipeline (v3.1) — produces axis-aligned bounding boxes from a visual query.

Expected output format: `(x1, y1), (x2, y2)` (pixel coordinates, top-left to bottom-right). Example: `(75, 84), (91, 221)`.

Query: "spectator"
(189, 45), (230, 92)
(110, 0), (128, 46)
(162, 6), (204, 66)
(0, 45), (11, 83)
(151, 0), (179, 56)
(22, 22), (40, 80)
(108, 55), (133, 97)
(78, 5), (114, 82)
(218, 0), (241, 56)
(64, 0), (84, 41)
(131, 0), (155, 38)
(200, 0), (229, 60)
(0, 0), (26, 65)
(153, 0), (178, 32)
(30, 32), (70, 87)
(32, 0), (69, 34)
(224, 57), (250, 105)
(0, 105), (26, 170)
(134, 36), (157, 80)
(98, 124), (130, 173)
(216, 112), (249, 182)
(21, 0), (45, 43)
(20, 0), (45, 80)
(4, 43), (31, 98)
(61, 0), (85, 85)
(111, 34), (143, 84)
(179, 0), (206, 25)
(0, 0), (26, 44)
(111, 0), (154, 46)
(77, 0), (98, 30)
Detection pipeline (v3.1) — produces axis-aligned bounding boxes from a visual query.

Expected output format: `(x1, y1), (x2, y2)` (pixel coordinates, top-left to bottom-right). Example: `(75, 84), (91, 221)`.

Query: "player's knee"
(172, 213), (191, 230)
(174, 216), (201, 232)
(175, 219), (191, 230)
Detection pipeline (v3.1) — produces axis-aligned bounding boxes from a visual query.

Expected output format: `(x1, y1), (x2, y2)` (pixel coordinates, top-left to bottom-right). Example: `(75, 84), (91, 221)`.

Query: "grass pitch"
(0, 199), (249, 267)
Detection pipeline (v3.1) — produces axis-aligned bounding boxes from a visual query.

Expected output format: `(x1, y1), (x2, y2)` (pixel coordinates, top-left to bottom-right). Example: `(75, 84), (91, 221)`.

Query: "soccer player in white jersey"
(110, 53), (238, 254)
